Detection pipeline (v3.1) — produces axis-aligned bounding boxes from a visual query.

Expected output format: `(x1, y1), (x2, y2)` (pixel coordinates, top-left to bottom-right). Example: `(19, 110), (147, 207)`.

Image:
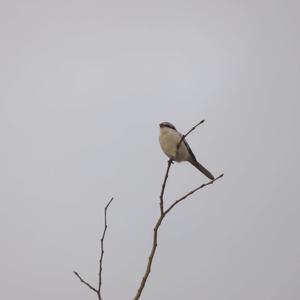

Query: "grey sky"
(1, 1), (299, 299)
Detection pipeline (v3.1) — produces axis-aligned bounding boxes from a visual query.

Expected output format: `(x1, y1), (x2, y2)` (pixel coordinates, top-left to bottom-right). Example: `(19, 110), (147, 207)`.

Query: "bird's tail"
(189, 159), (215, 180)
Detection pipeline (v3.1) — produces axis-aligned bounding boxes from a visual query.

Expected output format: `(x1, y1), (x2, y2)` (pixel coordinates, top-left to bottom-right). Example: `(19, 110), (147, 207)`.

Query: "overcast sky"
(1, 1), (299, 299)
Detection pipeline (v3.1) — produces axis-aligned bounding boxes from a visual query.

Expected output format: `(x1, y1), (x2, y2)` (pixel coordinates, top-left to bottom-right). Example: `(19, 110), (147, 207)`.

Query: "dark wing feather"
(183, 137), (215, 180)
(183, 138), (197, 161)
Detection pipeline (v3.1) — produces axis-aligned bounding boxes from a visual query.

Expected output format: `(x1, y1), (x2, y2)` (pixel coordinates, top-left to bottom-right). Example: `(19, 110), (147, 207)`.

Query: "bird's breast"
(159, 130), (189, 161)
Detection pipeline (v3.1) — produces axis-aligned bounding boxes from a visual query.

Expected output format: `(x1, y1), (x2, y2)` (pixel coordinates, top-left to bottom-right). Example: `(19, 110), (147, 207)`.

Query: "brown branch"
(133, 158), (173, 300)
(98, 197), (114, 299)
(159, 159), (173, 214)
(176, 119), (205, 155)
(73, 271), (98, 294)
(164, 173), (224, 215)
(74, 197), (114, 300)
(133, 120), (222, 300)
(133, 213), (165, 300)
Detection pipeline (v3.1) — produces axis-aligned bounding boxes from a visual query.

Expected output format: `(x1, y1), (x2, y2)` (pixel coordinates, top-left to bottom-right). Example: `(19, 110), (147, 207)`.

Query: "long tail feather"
(189, 160), (215, 180)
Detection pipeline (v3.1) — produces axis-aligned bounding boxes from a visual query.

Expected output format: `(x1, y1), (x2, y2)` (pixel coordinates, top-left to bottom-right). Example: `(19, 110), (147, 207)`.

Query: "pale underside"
(159, 127), (192, 162)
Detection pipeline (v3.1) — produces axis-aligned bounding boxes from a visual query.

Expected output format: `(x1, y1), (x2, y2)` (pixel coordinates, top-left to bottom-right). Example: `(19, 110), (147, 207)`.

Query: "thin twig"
(159, 159), (173, 214)
(73, 271), (98, 293)
(98, 197), (114, 299)
(183, 119), (205, 140)
(176, 119), (205, 155)
(74, 197), (114, 300)
(164, 173), (224, 215)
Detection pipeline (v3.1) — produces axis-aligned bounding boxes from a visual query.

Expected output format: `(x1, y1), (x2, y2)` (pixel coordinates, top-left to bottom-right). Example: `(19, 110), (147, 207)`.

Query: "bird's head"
(159, 122), (176, 130)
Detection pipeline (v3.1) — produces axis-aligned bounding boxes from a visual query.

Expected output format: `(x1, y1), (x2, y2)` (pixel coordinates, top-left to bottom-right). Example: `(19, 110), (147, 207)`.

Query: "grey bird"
(159, 122), (214, 180)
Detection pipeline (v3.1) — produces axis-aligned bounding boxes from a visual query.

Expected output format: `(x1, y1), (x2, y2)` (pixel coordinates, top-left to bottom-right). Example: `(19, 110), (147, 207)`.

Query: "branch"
(133, 214), (165, 300)
(159, 159), (173, 214)
(176, 119), (205, 154)
(74, 197), (114, 300)
(133, 120), (222, 300)
(164, 173), (224, 215)
(73, 271), (98, 294)
(98, 197), (114, 298)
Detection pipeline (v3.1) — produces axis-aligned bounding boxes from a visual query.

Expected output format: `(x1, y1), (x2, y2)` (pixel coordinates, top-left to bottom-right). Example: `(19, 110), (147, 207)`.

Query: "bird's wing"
(183, 138), (197, 161)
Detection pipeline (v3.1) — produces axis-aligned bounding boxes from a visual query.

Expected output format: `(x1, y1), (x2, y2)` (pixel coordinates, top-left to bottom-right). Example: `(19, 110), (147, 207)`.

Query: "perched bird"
(159, 122), (214, 180)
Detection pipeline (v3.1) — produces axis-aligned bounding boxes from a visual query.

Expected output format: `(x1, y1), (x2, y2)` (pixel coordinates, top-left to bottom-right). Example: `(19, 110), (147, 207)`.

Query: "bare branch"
(164, 173), (224, 215)
(182, 119), (205, 140)
(133, 120), (223, 300)
(133, 174), (223, 300)
(73, 271), (98, 294)
(133, 159), (173, 300)
(133, 214), (165, 300)
(176, 119), (205, 154)
(98, 197), (114, 299)
(159, 159), (173, 214)
(74, 197), (114, 300)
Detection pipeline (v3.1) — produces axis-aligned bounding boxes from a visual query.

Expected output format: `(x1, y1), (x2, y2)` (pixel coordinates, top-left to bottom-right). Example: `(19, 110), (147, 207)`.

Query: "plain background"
(1, 1), (299, 299)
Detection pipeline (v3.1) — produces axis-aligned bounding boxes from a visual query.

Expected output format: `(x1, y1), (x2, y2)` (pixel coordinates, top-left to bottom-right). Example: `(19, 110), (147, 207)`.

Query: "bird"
(159, 122), (214, 180)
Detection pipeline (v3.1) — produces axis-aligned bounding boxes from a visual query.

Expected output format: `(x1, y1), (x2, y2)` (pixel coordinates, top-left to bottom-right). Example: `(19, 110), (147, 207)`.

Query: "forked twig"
(133, 120), (223, 300)
(74, 197), (114, 300)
